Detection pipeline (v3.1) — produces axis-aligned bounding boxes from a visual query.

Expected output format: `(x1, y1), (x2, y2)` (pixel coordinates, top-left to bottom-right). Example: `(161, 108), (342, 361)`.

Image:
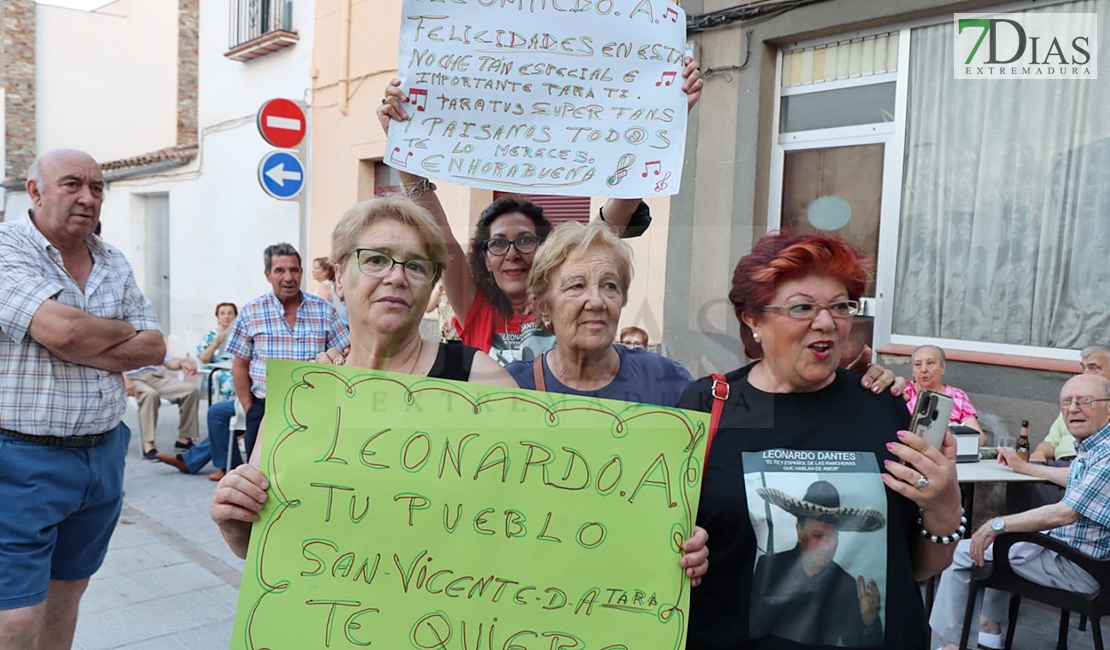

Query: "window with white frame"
(893, 0), (1110, 352)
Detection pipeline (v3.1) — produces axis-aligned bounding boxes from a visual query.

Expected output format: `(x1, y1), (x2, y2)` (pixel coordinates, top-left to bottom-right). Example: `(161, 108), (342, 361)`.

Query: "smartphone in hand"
(909, 390), (954, 450)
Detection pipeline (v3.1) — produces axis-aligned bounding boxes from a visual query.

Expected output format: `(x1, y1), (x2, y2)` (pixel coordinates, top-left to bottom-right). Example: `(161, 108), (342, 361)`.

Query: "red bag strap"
(706, 373), (729, 463)
(533, 352), (547, 392)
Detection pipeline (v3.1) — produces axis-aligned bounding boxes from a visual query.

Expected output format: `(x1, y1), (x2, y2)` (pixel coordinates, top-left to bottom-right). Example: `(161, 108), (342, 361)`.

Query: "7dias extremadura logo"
(954, 12), (1097, 79)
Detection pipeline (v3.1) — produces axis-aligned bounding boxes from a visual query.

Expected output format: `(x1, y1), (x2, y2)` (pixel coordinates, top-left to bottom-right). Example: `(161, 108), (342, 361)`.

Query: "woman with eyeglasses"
(619, 326), (649, 350)
(210, 198), (711, 586)
(675, 232), (962, 650)
(209, 195), (520, 558)
(374, 59), (704, 365)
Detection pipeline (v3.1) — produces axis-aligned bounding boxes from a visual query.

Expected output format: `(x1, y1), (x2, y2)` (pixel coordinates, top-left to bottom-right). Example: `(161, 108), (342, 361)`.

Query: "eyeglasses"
(762, 300), (861, 320)
(352, 248), (440, 286)
(484, 235), (540, 257)
(621, 340), (647, 349)
(1058, 396), (1110, 409)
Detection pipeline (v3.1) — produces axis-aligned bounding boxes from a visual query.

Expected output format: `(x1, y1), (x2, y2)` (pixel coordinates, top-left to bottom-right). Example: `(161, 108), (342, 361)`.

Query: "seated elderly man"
(929, 373), (1110, 650)
(123, 348), (201, 460)
(1005, 342), (1110, 512)
(1034, 344), (1110, 463)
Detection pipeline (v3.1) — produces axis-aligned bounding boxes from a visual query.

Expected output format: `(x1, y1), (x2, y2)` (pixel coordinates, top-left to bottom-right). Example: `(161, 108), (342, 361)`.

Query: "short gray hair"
(527, 220), (633, 329)
(1081, 343), (1110, 360)
(330, 194), (447, 271)
(264, 243), (301, 272)
(27, 157), (43, 187)
(1062, 374), (1110, 400)
(26, 148), (96, 187)
(912, 345), (946, 365)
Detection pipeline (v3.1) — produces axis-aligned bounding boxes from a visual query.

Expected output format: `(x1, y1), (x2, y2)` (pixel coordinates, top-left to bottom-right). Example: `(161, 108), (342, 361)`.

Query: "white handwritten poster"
(385, 0), (689, 198)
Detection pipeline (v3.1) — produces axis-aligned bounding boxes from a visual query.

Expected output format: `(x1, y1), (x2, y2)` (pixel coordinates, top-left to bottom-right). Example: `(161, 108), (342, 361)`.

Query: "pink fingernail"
(896, 431), (907, 439)
(885, 442), (895, 450)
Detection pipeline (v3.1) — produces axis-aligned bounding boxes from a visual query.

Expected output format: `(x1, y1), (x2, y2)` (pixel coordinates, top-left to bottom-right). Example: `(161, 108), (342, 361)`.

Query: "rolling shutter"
(493, 192), (591, 226)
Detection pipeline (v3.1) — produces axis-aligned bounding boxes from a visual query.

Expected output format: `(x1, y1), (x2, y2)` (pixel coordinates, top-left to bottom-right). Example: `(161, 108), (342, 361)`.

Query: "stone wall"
(2, 0), (36, 181)
(177, 0), (199, 145)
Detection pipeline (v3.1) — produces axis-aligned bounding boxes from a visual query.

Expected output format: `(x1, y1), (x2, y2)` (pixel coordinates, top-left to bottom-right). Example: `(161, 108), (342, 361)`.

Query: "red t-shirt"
(460, 290), (555, 365)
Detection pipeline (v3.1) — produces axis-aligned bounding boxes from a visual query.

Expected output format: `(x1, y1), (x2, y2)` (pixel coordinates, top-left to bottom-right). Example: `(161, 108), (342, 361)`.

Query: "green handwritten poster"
(385, 0), (688, 198)
(231, 360), (709, 650)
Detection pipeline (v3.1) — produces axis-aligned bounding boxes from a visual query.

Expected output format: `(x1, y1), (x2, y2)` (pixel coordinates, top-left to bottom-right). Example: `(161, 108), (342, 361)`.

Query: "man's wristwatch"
(401, 177), (436, 198)
(990, 517), (1006, 533)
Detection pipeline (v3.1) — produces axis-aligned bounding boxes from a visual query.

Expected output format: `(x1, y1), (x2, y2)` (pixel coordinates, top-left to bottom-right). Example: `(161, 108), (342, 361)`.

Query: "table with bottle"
(957, 420), (1044, 527)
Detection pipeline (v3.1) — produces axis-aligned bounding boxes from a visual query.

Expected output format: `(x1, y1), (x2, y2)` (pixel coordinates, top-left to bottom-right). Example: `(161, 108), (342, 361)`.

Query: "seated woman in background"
(196, 302), (237, 402)
(904, 345), (984, 442)
(619, 325), (649, 350)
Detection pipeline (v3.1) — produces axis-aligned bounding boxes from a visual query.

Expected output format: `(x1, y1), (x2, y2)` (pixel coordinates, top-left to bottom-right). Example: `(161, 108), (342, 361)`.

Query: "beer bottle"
(1016, 420), (1031, 462)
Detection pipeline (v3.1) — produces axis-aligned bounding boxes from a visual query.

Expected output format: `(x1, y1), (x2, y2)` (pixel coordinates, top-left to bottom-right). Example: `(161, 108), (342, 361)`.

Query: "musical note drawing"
(655, 70), (678, 87)
(607, 153), (636, 187)
(390, 147), (414, 168)
(663, 6), (679, 22)
(408, 87), (429, 112)
(654, 171), (672, 193)
(641, 161), (662, 177)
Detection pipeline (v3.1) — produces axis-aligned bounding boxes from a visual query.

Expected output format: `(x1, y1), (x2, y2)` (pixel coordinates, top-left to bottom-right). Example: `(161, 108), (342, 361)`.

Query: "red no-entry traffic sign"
(257, 99), (306, 149)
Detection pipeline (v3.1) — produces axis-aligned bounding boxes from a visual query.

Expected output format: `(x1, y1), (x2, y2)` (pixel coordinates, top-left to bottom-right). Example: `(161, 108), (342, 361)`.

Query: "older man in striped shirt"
(930, 373), (1110, 650)
(0, 149), (165, 648)
(225, 242), (349, 458)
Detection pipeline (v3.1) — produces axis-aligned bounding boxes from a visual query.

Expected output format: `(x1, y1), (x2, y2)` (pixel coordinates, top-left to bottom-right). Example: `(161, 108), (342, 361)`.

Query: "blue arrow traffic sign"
(258, 151), (305, 200)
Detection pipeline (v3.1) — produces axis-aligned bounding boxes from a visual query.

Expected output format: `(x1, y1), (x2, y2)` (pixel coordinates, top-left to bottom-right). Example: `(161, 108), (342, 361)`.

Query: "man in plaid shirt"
(930, 373), (1110, 650)
(0, 149), (165, 647)
(225, 243), (349, 457)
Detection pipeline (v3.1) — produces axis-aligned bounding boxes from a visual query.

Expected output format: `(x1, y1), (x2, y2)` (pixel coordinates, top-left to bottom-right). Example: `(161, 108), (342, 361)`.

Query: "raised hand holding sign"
(383, 0), (690, 198)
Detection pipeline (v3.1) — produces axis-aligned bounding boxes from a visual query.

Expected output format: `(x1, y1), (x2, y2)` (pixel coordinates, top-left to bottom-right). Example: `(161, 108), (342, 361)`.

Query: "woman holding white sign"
(376, 58), (703, 366)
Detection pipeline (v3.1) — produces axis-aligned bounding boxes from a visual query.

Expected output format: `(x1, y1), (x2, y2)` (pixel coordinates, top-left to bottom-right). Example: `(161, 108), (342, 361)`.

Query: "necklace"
(547, 347), (618, 389)
(344, 338), (425, 374)
(405, 338), (425, 376)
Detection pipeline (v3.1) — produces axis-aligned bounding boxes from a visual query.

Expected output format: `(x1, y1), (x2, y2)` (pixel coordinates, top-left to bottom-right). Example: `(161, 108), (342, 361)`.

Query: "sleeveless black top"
(427, 341), (477, 382)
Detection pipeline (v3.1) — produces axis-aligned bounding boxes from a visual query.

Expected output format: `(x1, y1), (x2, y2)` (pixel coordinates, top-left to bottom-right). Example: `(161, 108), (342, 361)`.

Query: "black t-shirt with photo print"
(677, 364), (925, 650)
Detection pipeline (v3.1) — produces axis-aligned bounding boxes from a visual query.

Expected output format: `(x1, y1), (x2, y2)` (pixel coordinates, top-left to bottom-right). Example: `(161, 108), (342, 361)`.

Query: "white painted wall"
(104, 0), (316, 345)
(198, 0), (315, 128)
(14, 0), (317, 346)
(103, 125), (303, 342)
(35, 1), (178, 161)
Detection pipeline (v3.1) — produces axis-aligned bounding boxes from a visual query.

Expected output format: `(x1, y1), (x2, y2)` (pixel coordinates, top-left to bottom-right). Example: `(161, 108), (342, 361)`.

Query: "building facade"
(667, 0), (1107, 437)
(1, 0), (316, 345)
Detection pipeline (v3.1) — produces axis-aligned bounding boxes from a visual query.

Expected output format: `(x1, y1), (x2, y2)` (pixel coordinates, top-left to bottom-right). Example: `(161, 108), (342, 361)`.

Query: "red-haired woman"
(677, 232), (961, 650)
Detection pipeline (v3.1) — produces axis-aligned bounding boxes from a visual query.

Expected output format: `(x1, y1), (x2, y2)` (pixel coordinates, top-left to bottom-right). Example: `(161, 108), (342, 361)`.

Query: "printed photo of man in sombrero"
(748, 477), (888, 647)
